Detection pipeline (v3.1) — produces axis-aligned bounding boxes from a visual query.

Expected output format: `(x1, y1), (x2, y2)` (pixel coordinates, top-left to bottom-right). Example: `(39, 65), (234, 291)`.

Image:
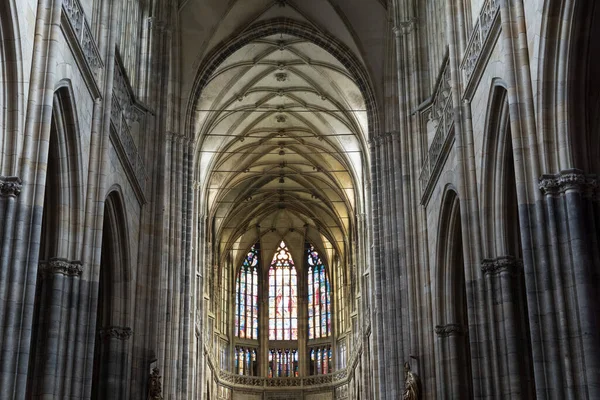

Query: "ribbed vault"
(193, 30), (370, 265)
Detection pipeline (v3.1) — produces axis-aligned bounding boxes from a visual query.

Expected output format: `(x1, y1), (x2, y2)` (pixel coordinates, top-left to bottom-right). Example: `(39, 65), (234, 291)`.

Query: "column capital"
(393, 17), (418, 37)
(39, 258), (83, 277)
(434, 323), (466, 338)
(481, 255), (521, 276)
(383, 131), (400, 143)
(0, 176), (23, 197)
(539, 169), (597, 195)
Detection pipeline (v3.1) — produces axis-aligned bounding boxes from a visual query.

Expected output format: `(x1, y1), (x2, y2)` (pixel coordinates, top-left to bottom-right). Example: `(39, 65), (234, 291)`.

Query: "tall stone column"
(96, 326), (133, 398)
(0, 176), (22, 327)
(481, 256), (534, 398)
(0, 0), (64, 397)
(535, 170), (600, 398)
(435, 324), (468, 398)
(368, 136), (387, 399)
(29, 258), (83, 399)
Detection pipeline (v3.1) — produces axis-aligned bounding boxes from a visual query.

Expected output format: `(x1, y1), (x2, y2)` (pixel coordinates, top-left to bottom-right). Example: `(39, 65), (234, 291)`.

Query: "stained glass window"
(235, 244), (259, 339)
(309, 346), (332, 375)
(235, 347), (257, 376)
(307, 244), (331, 339)
(269, 241), (298, 340)
(268, 348), (299, 377)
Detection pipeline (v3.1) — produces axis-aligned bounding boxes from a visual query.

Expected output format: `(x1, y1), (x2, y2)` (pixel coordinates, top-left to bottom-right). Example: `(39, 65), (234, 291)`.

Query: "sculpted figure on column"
(148, 368), (164, 400)
(402, 362), (420, 400)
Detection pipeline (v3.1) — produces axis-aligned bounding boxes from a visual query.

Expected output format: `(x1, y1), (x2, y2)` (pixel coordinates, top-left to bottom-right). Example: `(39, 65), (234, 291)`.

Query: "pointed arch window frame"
(235, 244), (260, 340)
(307, 243), (332, 339)
(268, 240), (298, 341)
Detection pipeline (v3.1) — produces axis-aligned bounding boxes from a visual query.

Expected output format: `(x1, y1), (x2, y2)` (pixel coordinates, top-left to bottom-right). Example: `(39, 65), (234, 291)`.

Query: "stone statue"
(402, 362), (420, 400)
(148, 367), (164, 400)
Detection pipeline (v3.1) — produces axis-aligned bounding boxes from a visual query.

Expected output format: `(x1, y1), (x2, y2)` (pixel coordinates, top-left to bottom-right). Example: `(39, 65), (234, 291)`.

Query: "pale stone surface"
(0, 0), (599, 399)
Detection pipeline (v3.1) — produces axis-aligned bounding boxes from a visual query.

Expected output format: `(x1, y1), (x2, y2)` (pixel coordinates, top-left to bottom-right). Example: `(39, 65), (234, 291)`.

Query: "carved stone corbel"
(434, 323), (466, 338)
(0, 176), (23, 197)
(39, 258), (83, 277)
(99, 326), (133, 341)
(539, 169), (598, 195)
(481, 255), (521, 276)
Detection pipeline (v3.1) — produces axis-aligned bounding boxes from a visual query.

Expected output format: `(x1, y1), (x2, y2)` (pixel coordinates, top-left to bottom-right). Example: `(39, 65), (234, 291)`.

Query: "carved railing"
(110, 55), (149, 201)
(62, 0), (103, 75)
(206, 341), (361, 392)
(218, 369), (343, 389)
(461, 0), (501, 86)
(419, 58), (454, 202)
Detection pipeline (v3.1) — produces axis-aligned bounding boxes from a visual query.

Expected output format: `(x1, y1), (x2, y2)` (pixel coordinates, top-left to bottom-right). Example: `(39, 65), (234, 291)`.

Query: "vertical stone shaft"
(0, 1), (63, 397)
(369, 139), (386, 399)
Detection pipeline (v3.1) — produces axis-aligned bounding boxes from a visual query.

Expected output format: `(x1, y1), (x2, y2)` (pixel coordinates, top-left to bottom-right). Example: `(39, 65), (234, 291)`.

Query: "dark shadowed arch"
(434, 188), (473, 399)
(91, 189), (132, 400)
(27, 84), (85, 397)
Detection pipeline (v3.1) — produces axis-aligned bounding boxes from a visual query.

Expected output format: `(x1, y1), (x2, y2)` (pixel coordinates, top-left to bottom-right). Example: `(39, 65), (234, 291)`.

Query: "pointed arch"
(234, 243), (260, 340)
(306, 242), (331, 340)
(480, 81), (535, 397)
(91, 188), (133, 400)
(27, 84), (87, 396)
(98, 187), (132, 325)
(537, 0), (600, 173)
(268, 240), (298, 341)
(37, 83), (85, 262)
(434, 187), (473, 399)
(480, 80), (520, 258)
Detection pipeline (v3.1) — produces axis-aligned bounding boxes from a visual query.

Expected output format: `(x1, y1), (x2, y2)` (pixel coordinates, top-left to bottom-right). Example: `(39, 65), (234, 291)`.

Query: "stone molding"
(40, 258), (83, 277)
(481, 255), (521, 276)
(110, 51), (152, 203)
(435, 323), (466, 338)
(461, 0), (501, 95)
(419, 55), (455, 205)
(0, 176), (23, 197)
(99, 326), (133, 341)
(538, 169), (598, 195)
(369, 131), (399, 149)
(147, 16), (169, 33)
(217, 368), (347, 388)
(63, 0), (103, 71)
(393, 17), (418, 36)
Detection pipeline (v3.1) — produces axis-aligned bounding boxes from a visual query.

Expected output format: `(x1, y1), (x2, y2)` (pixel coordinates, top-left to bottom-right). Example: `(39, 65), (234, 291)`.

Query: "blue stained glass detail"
(235, 244), (260, 340)
(307, 244), (331, 339)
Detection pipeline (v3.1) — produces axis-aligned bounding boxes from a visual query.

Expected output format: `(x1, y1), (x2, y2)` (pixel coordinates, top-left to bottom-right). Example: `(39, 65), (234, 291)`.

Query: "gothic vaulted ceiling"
(181, 0), (386, 265)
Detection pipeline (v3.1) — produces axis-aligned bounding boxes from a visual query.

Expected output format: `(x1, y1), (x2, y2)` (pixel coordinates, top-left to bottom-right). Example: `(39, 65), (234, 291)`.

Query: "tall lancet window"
(235, 244), (259, 340)
(268, 241), (298, 341)
(307, 244), (331, 339)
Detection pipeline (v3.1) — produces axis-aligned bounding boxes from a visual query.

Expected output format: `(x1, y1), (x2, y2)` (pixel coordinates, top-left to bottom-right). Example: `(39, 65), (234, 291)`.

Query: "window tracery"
(232, 241), (334, 377)
(235, 244), (259, 340)
(268, 241), (297, 341)
(307, 244), (331, 339)
(268, 348), (298, 378)
(235, 347), (258, 376)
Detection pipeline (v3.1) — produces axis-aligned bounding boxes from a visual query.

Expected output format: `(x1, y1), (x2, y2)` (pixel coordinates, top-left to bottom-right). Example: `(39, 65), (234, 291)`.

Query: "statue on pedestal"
(402, 362), (420, 400)
(148, 367), (164, 400)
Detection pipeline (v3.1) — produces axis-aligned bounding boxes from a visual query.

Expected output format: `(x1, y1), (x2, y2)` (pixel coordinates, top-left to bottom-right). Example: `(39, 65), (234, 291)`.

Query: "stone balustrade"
(420, 58), (454, 203)
(63, 0), (103, 75)
(461, 0), (501, 88)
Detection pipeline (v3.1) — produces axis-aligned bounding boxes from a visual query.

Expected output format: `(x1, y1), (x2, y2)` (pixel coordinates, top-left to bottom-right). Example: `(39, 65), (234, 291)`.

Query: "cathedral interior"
(1, 0), (599, 399)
